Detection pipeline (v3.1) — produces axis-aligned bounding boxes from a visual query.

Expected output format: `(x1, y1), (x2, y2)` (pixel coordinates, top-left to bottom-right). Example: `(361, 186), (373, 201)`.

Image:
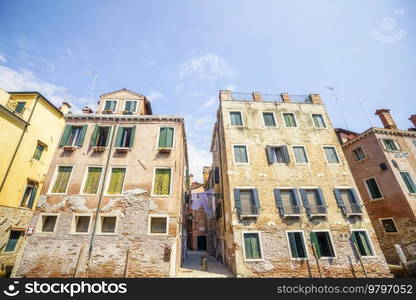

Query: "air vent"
(379, 163), (388, 171)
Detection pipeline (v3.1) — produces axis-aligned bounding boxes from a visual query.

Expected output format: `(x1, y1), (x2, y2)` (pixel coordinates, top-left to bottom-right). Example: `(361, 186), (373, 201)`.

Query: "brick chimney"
(59, 102), (71, 115)
(309, 94), (322, 104)
(219, 90), (232, 101)
(375, 109), (398, 130)
(252, 92), (262, 102)
(281, 93), (291, 103)
(82, 106), (93, 114)
(409, 115), (416, 127)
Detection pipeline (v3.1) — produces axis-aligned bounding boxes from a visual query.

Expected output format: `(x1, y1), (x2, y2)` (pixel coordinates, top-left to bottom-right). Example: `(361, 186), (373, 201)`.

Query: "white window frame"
(381, 138), (400, 152)
(364, 177), (384, 201)
(47, 164), (75, 195)
(281, 112), (298, 128)
(310, 113), (327, 129)
(151, 167), (173, 197)
(103, 99), (118, 112)
(147, 214), (169, 236)
(80, 166), (104, 195)
(379, 217), (400, 234)
(291, 145), (309, 165)
(310, 229), (337, 259)
(285, 230), (309, 260)
(104, 166), (128, 196)
(352, 146), (367, 162)
(400, 171), (416, 195)
(241, 231), (264, 262)
(228, 110), (244, 127)
(156, 126), (176, 150)
(350, 229), (377, 258)
(299, 186), (327, 217)
(261, 111), (277, 127)
(37, 213), (60, 234)
(97, 214), (119, 235)
(322, 145), (341, 165)
(71, 213), (93, 235)
(235, 186), (258, 218)
(232, 144), (250, 165)
(123, 99), (138, 113)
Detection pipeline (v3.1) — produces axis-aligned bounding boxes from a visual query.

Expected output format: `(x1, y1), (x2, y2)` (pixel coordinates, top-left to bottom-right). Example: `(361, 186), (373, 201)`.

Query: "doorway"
(197, 235), (207, 251)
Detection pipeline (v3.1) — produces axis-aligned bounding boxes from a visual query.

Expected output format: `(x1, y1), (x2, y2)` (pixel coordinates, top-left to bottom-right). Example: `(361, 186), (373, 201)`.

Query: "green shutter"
(27, 186), (37, 209)
(310, 232), (321, 258)
(83, 167), (102, 194)
(288, 232), (299, 258)
(104, 101), (111, 110)
(158, 128), (167, 148)
(107, 168), (126, 194)
(60, 125), (72, 147)
(5, 231), (21, 252)
(51, 166), (72, 193)
(77, 125), (88, 147)
(244, 234), (253, 259)
(90, 125), (99, 146)
(153, 169), (171, 195)
(129, 126), (136, 147)
(115, 127), (123, 147)
(166, 128), (174, 148)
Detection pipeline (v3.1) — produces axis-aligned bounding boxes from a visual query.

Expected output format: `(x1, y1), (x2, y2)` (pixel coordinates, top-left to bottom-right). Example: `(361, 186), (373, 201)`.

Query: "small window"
(51, 166), (73, 194)
(312, 114), (326, 128)
(100, 216), (117, 233)
(243, 232), (262, 260)
(116, 127), (135, 148)
(382, 139), (399, 151)
(380, 218), (399, 233)
(365, 178), (383, 199)
(41, 215), (57, 232)
(106, 168), (126, 194)
(262, 112), (276, 126)
(323, 146), (340, 164)
(158, 127), (174, 149)
(153, 168), (172, 195)
(283, 113), (297, 127)
(91, 126), (111, 147)
(229, 111), (243, 126)
(104, 100), (117, 112)
(124, 100), (137, 113)
(15, 102), (26, 114)
(4, 231), (22, 252)
(82, 167), (103, 194)
(287, 231), (307, 259)
(149, 216), (168, 234)
(352, 147), (366, 161)
(74, 216), (91, 233)
(20, 181), (38, 209)
(351, 230), (374, 257)
(266, 145), (290, 164)
(310, 231), (335, 258)
(233, 145), (249, 163)
(292, 146), (308, 164)
(400, 172), (416, 194)
(33, 143), (45, 161)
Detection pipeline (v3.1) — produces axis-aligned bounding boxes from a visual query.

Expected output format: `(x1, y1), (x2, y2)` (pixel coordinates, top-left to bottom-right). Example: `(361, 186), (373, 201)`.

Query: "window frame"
(235, 186), (259, 217)
(310, 229), (337, 259)
(80, 166), (104, 195)
(285, 230), (309, 260)
(33, 141), (47, 161)
(352, 146), (367, 162)
(228, 110), (244, 127)
(350, 229), (377, 258)
(291, 145), (309, 165)
(104, 166), (127, 196)
(2, 230), (24, 253)
(123, 99), (138, 113)
(310, 113), (327, 129)
(71, 213), (93, 235)
(116, 126), (135, 148)
(381, 138), (400, 152)
(97, 214), (119, 235)
(322, 146), (341, 165)
(399, 171), (416, 194)
(299, 186), (327, 217)
(156, 126), (176, 150)
(103, 99), (118, 112)
(262, 111), (277, 127)
(379, 218), (400, 234)
(232, 144), (250, 165)
(37, 213), (59, 234)
(241, 231), (264, 262)
(147, 214), (169, 236)
(47, 164), (75, 195)
(281, 112), (298, 128)
(274, 187), (301, 217)
(151, 167), (173, 197)
(364, 177), (384, 201)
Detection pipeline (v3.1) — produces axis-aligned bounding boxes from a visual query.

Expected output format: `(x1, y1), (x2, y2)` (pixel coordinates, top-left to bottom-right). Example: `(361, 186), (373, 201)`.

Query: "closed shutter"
(166, 128), (174, 148)
(349, 188), (362, 213)
(27, 186), (37, 209)
(129, 126), (136, 147)
(158, 128), (167, 148)
(316, 188), (327, 213)
(60, 125), (72, 147)
(77, 125), (88, 147)
(234, 189), (241, 217)
(214, 167), (220, 183)
(292, 189), (301, 207)
(274, 189), (284, 216)
(299, 189), (309, 213)
(90, 125), (99, 146)
(107, 168), (126, 194)
(5, 231), (21, 252)
(281, 145), (290, 163)
(83, 167), (102, 194)
(288, 232), (299, 258)
(115, 127), (123, 147)
(310, 232), (321, 258)
(153, 169), (171, 195)
(266, 146), (274, 164)
(334, 189), (346, 215)
(252, 189), (260, 215)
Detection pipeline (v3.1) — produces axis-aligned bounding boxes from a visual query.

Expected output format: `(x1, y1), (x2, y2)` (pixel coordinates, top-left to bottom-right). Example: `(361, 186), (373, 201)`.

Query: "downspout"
(0, 96), (39, 191)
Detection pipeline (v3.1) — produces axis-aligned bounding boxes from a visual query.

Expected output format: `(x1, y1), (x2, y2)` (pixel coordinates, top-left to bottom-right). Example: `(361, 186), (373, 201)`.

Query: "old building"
(336, 110), (416, 275)
(0, 89), (68, 277)
(209, 90), (391, 277)
(12, 88), (189, 278)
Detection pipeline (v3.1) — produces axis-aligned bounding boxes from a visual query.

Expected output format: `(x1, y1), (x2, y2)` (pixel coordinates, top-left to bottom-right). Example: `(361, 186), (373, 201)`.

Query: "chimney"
(309, 94), (322, 104)
(252, 92), (262, 102)
(281, 93), (291, 103)
(219, 90), (232, 101)
(59, 102), (71, 115)
(375, 109), (398, 130)
(409, 115), (416, 127)
(82, 106), (93, 114)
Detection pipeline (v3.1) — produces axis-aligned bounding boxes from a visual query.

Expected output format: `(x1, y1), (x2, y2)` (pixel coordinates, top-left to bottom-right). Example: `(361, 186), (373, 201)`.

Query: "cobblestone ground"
(177, 251), (233, 278)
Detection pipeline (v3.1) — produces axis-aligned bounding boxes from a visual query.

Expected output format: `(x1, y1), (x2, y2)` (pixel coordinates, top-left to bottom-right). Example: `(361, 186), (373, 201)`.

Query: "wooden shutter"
(274, 188), (284, 216)
(288, 232), (299, 258)
(334, 189), (346, 215)
(266, 146), (274, 164)
(214, 167), (220, 183)
(252, 189), (260, 215)
(77, 125), (88, 147)
(90, 125), (99, 146)
(129, 126), (136, 147)
(299, 189), (309, 212)
(316, 188), (327, 213)
(60, 125), (72, 147)
(5, 231), (21, 252)
(27, 186), (37, 209)
(349, 188), (362, 213)
(291, 189), (301, 207)
(115, 127), (123, 147)
(105, 126), (112, 146)
(166, 128), (174, 148)
(281, 145), (290, 163)
(158, 128), (167, 148)
(233, 189), (241, 217)
(310, 232), (321, 258)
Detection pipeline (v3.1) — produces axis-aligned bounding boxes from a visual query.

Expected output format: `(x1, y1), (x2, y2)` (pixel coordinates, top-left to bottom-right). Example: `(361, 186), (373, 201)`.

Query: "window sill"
(240, 214), (259, 218)
(63, 146), (78, 151)
(93, 146), (107, 152)
(369, 197), (384, 202)
(318, 256), (337, 260)
(309, 214), (327, 217)
(157, 148), (172, 153)
(282, 214), (301, 218)
(346, 213), (363, 217)
(151, 194), (171, 197)
(244, 258), (264, 262)
(148, 233), (169, 236)
(115, 147), (130, 153)
(354, 157), (368, 163)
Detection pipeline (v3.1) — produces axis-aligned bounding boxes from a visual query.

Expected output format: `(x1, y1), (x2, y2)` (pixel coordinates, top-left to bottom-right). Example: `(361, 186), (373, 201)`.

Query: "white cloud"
(0, 54), (6, 63)
(148, 91), (164, 101)
(178, 53), (237, 80)
(188, 143), (212, 182)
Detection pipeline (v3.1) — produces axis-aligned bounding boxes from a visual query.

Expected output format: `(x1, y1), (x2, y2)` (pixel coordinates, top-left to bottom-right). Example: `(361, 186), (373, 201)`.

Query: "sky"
(1, 0), (415, 181)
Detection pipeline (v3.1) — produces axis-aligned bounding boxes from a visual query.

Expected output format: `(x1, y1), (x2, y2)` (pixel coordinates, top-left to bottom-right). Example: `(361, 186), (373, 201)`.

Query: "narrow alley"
(177, 251), (232, 278)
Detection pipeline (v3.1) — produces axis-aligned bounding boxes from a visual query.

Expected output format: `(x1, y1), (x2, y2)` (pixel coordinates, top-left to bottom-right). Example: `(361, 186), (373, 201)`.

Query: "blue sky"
(1, 0), (415, 180)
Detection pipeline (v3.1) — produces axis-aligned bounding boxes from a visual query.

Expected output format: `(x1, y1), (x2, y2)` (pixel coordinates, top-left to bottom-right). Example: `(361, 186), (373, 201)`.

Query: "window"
(229, 111), (243, 126)
(266, 145), (290, 163)
(91, 126), (111, 147)
(106, 168), (126, 194)
(115, 126), (135, 148)
(262, 112), (276, 126)
(124, 100), (137, 113)
(158, 127), (174, 149)
(283, 113), (297, 127)
(286, 231), (307, 259)
(400, 172), (416, 194)
(41, 215), (58, 232)
(310, 231), (335, 258)
(100, 216), (117, 233)
(299, 188), (327, 216)
(233, 145), (249, 163)
(334, 188), (362, 215)
(323, 146), (340, 164)
(15, 101), (26, 114)
(82, 167), (103, 194)
(50, 166), (73, 194)
(234, 189), (259, 216)
(149, 216), (168, 234)
(153, 168), (172, 195)
(380, 218), (399, 233)
(4, 231), (22, 252)
(104, 100), (117, 112)
(365, 178), (383, 199)
(74, 215), (91, 233)
(382, 139), (399, 151)
(214, 167), (220, 184)
(352, 147), (366, 161)
(292, 146), (308, 164)
(20, 181), (38, 209)
(351, 230), (374, 257)
(60, 125), (87, 147)
(312, 114), (326, 128)
(274, 188), (301, 216)
(243, 232), (262, 260)
(33, 143), (45, 160)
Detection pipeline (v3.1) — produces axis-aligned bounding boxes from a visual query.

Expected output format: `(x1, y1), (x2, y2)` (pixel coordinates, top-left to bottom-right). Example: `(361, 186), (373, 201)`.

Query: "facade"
(336, 110), (416, 275)
(209, 90), (391, 277)
(12, 89), (189, 278)
(0, 89), (68, 277)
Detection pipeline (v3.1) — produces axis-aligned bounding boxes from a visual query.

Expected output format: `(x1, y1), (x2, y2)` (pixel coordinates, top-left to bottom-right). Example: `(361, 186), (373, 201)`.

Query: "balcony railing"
(306, 205), (327, 216)
(344, 203), (363, 215)
(238, 205), (259, 217)
(5, 98), (26, 116)
(279, 205), (301, 217)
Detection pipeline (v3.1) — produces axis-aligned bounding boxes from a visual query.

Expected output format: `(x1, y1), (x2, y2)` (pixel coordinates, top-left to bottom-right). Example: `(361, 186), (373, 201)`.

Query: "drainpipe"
(0, 96), (39, 191)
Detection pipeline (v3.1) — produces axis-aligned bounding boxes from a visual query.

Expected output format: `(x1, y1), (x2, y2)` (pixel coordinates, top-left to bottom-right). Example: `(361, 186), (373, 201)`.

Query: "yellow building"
(0, 89), (69, 277)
